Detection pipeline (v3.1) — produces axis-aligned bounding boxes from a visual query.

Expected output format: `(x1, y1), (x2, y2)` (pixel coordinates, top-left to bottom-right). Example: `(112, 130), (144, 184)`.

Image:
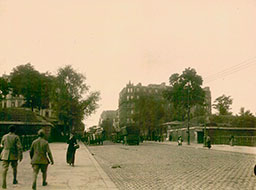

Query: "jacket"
(0, 132), (23, 161)
(30, 137), (54, 165)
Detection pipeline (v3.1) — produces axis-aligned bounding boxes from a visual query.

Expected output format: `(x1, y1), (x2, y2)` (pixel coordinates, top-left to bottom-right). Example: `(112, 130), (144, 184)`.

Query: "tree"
(237, 107), (255, 127)
(163, 67), (206, 144)
(38, 72), (55, 109)
(0, 76), (9, 100)
(51, 65), (100, 136)
(164, 67), (206, 118)
(132, 94), (166, 139)
(100, 118), (113, 140)
(213, 95), (233, 115)
(9, 63), (43, 111)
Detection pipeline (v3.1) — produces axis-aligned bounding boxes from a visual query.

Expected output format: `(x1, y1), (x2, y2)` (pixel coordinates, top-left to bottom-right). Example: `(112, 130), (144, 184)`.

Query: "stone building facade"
(118, 81), (167, 129)
(0, 93), (53, 118)
(118, 81), (212, 137)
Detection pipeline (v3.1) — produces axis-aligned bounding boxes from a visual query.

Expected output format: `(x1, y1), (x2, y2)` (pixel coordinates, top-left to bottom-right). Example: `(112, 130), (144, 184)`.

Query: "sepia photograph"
(0, 0), (256, 189)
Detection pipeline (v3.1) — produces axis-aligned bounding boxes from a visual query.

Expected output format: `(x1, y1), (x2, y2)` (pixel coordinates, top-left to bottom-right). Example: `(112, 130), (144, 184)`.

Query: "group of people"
(0, 125), (79, 189)
(176, 135), (211, 149)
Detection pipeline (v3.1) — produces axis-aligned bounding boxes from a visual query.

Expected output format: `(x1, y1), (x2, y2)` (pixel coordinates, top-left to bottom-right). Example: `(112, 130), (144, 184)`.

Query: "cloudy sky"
(0, 0), (256, 128)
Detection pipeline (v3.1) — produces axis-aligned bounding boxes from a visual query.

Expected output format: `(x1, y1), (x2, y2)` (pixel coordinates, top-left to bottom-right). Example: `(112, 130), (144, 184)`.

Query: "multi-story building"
(0, 93), (53, 118)
(1, 94), (25, 108)
(118, 81), (167, 129)
(118, 81), (212, 131)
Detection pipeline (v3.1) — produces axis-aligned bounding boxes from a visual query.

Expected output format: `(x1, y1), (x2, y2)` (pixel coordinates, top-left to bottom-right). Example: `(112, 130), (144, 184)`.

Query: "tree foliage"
(100, 118), (113, 139)
(9, 63), (52, 111)
(235, 107), (255, 127)
(51, 65), (100, 134)
(163, 67), (206, 121)
(132, 94), (166, 137)
(213, 94), (233, 115)
(0, 77), (9, 100)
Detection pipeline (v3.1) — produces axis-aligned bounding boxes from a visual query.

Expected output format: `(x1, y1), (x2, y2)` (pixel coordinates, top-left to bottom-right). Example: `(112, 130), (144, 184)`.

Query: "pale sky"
(0, 0), (256, 128)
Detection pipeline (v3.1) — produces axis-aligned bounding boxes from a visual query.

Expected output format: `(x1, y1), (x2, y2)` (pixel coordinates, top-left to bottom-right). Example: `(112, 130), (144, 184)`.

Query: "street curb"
(158, 141), (256, 155)
(81, 143), (119, 190)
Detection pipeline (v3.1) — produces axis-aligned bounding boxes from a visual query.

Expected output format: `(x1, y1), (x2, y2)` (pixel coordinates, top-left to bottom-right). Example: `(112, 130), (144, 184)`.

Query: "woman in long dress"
(66, 133), (78, 166)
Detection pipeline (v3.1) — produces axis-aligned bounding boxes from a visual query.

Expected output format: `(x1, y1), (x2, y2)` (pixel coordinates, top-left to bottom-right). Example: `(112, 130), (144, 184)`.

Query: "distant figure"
(66, 133), (78, 166)
(177, 136), (183, 146)
(206, 135), (211, 149)
(169, 134), (172, 141)
(254, 165), (256, 176)
(0, 125), (23, 189)
(30, 129), (54, 190)
(229, 135), (234, 146)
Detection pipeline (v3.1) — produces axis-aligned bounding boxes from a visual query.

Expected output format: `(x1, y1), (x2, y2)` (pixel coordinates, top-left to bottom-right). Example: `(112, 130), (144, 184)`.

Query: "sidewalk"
(161, 141), (256, 155)
(0, 142), (118, 190)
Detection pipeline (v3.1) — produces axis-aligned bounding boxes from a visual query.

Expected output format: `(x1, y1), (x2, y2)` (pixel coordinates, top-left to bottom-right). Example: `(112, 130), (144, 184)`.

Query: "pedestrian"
(30, 129), (54, 190)
(206, 135), (211, 149)
(66, 133), (79, 167)
(0, 125), (23, 189)
(177, 136), (183, 146)
(229, 135), (234, 146)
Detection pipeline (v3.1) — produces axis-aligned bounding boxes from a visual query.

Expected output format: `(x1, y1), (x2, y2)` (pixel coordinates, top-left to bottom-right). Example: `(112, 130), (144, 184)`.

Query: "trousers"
(32, 164), (48, 190)
(2, 160), (18, 188)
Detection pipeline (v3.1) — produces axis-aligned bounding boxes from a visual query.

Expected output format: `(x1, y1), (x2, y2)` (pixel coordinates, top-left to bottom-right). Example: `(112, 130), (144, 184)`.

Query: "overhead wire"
(204, 56), (256, 84)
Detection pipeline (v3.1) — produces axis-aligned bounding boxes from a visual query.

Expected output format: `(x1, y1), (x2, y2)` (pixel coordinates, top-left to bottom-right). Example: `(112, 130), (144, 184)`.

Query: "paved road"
(88, 141), (256, 190)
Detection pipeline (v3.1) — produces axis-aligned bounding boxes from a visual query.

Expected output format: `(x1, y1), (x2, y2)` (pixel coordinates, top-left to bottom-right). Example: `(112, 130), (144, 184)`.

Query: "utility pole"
(186, 81), (191, 145)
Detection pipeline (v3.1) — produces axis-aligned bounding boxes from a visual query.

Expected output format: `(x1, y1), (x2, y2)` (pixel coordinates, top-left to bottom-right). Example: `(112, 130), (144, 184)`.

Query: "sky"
(0, 0), (256, 128)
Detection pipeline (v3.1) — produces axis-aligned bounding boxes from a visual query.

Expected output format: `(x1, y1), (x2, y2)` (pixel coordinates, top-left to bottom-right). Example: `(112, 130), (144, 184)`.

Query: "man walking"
(30, 129), (54, 190)
(0, 125), (23, 189)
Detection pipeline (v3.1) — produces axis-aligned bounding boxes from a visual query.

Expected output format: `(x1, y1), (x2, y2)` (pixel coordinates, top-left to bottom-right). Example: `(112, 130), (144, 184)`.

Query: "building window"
(127, 96), (129, 101)
(155, 89), (158, 93)
(131, 110), (134, 114)
(131, 96), (133, 99)
(11, 102), (15, 107)
(137, 95), (139, 99)
(18, 101), (22, 107)
(131, 88), (133, 93)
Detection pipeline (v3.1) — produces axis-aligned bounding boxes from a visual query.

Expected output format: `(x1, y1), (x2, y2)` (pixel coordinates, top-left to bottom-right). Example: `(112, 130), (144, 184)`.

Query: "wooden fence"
(212, 136), (256, 146)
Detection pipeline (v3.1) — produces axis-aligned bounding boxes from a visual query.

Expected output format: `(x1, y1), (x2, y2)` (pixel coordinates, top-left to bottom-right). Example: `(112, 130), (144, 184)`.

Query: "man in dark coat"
(30, 129), (54, 190)
(0, 125), (23, 189)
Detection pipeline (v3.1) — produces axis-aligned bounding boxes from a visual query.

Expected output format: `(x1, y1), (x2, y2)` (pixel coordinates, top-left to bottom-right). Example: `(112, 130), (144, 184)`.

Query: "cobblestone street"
(88, 141), (256, 190)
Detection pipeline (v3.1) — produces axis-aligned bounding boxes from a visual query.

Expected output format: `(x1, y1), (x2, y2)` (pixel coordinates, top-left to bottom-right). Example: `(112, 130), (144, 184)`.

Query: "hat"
(38, 129), (45, 137)
(8, 125), (16, 133)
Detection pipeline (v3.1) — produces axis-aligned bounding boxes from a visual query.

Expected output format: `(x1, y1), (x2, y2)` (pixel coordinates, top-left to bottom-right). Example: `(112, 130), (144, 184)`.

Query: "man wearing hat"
(30, 129), (54, 190)
(0, 125), (23, 189)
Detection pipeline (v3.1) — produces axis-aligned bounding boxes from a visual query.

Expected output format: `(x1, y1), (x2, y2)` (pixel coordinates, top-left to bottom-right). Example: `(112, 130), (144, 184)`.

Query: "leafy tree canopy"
(163, 67), (205, 120)
(132, 94), (166, 136)
(51, 65), (100, 134)
(0, 77), (9, 100)
(10, 63), (41, 110)
(213, 94), (233, 115)
(9, 63), (54, 111)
